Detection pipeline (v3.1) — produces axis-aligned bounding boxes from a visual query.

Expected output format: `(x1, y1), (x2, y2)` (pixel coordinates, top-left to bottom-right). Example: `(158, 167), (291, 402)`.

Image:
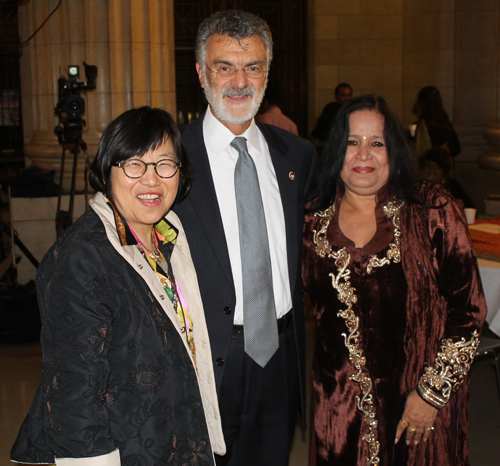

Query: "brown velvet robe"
(303, 181), (487, 466)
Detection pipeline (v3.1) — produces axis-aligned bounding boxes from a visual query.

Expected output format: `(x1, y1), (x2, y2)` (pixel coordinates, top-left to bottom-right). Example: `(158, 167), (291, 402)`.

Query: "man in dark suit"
(174, 10), (317, 466)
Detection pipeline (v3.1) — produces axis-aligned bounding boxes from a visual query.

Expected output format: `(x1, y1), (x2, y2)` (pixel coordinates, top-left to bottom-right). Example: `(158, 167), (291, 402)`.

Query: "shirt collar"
(105, 199), (178, 248)
(204, 105), (264, 155)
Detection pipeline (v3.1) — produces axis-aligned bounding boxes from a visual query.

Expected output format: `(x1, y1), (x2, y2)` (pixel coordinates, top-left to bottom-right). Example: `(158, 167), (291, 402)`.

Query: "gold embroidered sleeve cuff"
(417, 330), (480, 409)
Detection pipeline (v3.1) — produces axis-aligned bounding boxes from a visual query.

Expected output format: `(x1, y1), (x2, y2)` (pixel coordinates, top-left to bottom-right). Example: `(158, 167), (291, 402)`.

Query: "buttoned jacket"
(173, 116), (318, 419)
(11, 193), (225, 465)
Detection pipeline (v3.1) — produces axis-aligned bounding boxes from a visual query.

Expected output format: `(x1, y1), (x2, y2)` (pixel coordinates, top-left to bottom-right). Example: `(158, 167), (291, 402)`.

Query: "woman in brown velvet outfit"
(303, 95), (486, 466)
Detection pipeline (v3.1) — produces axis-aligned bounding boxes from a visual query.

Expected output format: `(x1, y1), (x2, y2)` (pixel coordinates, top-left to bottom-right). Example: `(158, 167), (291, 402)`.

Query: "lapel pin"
(289, 171), (295, 180)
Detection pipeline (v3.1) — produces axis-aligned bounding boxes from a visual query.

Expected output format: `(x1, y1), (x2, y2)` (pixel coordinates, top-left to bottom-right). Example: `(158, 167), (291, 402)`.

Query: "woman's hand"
(395, 390), (439, 446)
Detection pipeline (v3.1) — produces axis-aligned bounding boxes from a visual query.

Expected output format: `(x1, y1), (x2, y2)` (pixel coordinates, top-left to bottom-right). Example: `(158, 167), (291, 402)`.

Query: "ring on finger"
(409, 427), (417, 433)
(425, 426), (435, 431)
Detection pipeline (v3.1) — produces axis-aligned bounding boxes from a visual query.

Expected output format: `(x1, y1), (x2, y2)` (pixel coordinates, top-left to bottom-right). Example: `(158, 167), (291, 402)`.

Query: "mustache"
(221, 85), (256, 98)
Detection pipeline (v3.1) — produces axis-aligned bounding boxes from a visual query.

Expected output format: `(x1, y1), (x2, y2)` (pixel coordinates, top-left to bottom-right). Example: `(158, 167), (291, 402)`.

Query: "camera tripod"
(55, 138), (89, 237)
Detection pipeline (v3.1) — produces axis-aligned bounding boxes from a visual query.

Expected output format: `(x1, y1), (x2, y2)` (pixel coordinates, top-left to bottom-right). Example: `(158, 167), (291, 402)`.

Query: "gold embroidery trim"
(367, 200), (403, 273)
(312, 198), (403, 466)
(417, 330), (480, 409)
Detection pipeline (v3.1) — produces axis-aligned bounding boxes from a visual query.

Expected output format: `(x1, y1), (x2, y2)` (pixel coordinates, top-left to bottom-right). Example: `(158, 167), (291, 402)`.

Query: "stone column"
(449, 0), (500, 211)
(480, 130), (500, 171)
(18, 0), (176, 191)
(478, 1), (500, 172)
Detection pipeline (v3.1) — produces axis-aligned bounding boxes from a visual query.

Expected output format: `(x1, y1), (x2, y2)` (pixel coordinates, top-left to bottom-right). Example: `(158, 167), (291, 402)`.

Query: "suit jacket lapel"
(181, 118), (234, 286)
(257, 122), (298, 296)
(181, 118), (299, 294)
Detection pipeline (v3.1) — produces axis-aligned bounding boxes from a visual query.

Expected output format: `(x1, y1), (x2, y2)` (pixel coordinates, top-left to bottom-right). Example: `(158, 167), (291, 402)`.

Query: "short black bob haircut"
(316, 94), (417, 211)
(89, 106), (191, 204)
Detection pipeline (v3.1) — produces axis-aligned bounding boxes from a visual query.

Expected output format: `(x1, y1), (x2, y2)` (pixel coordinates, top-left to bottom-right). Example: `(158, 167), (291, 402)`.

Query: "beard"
(203, 74), (266, 125)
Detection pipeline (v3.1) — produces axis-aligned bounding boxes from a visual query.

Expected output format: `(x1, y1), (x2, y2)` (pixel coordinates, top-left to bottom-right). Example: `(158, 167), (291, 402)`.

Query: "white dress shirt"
(203, 106), (292, 325)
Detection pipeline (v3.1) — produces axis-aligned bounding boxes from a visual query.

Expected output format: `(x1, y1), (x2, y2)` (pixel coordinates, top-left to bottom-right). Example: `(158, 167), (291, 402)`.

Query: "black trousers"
(215, 313), (299, 466)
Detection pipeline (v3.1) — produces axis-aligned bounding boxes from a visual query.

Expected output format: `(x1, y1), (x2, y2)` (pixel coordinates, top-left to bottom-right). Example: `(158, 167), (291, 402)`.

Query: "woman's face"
(340, 110), (390, 197)
(111, 139), (179, 234)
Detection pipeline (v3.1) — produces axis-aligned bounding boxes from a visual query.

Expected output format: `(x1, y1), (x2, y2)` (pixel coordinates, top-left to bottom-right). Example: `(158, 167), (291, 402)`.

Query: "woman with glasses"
(11, 106), (226, 466)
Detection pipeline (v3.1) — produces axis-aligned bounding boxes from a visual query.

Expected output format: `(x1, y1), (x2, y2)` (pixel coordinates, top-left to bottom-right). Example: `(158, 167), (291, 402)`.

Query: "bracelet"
(417, 330), (480, 410)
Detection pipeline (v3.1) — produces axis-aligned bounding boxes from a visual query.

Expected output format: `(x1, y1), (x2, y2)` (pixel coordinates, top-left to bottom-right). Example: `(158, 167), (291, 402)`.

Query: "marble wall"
(14, 0), (500, 210)
(308, 0), (500, 212)
(402, 0), (456, 125)
(308, 0), (404, 130)
(454, 0), (500, 209)
(308, 0), (455, 129)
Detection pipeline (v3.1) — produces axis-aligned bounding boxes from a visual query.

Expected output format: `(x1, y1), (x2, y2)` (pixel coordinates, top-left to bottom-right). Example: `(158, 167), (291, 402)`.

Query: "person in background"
(303, 94), (486, 465)
(173, 10), (317, 466)
(257, 88), (299, 135)
(11, 106), (225, 466)
(419, 147), (475, 208)
(413, 86), (461, 161)
(311, 82), (353, 154)
(334, 82), (353, 104)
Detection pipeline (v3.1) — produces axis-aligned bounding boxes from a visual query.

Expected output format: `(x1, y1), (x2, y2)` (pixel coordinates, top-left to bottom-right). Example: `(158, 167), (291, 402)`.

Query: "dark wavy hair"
(316, 94), (417, 210)
(413, 86), (449, 124)
(89, 106), (192, 203)
(413, 86), (456, 147)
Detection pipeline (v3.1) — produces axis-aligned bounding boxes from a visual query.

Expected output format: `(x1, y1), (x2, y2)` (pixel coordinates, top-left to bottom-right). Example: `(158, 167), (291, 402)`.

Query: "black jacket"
(11, 194), (225, 465)
(173, 116), (318, 421)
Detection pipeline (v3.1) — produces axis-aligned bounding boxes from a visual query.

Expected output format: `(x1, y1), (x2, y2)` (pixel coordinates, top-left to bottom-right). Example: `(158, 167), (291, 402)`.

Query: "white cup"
(464, 208), (477, 225)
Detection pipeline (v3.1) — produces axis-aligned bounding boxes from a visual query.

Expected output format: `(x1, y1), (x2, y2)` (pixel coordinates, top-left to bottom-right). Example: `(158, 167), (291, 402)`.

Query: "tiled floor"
(0, 341), (42, 465)
(1, 323), (499, 466)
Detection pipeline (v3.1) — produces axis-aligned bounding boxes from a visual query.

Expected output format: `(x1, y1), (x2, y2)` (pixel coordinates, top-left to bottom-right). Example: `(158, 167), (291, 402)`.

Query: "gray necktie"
(231, 136), (279, 367)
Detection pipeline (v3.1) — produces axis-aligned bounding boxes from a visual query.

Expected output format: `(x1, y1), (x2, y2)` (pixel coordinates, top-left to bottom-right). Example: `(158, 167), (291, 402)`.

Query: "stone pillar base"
(478, 152), (500, 171)
(478, 127), (500, 171)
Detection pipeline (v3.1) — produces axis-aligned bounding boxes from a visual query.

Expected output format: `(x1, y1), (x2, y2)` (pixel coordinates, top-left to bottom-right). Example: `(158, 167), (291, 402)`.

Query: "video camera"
(54, 62), (97, 145)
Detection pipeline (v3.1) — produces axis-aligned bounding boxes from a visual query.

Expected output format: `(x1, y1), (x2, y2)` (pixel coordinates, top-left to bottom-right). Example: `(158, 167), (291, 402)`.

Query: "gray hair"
(195, 10), (273, 67)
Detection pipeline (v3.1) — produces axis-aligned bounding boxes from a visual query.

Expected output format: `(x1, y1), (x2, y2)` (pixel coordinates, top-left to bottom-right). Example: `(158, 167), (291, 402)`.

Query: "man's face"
(335, 86), (353, 104)
(196, 34), (268, 134)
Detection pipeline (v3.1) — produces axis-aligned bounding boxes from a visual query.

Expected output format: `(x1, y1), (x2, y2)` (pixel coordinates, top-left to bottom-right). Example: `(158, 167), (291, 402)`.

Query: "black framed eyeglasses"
(205, 62), (268, 79)
(114, 159), (181, 179)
